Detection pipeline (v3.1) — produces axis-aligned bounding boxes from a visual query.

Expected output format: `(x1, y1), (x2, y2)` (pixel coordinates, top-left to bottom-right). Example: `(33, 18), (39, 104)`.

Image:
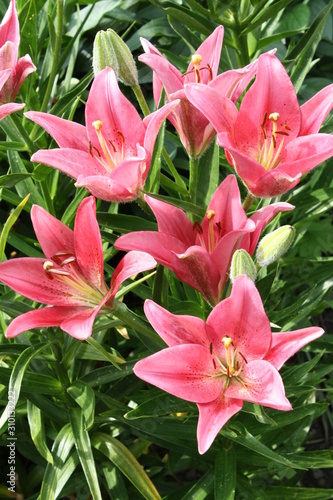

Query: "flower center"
(89, 120), (125, 172)
(257, 112), (290, 171)
(43, 251), (105, 305)
(209, 336), (247, 390)
(183, 53), (213, 83)
(193, 210), (222, 252)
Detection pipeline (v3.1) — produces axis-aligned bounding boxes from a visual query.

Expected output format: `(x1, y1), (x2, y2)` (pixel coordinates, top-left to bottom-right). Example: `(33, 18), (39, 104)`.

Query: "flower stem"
(132, 84), (151, 117)
(243, 192), (255, 212)
(189, 156), (200, 205)
(30, 0), (64, 141)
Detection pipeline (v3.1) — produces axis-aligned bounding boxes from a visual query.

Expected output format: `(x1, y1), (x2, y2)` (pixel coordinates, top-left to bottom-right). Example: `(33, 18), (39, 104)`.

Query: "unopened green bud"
(230, 249), (257, 284)
(256, 225), (295, 267)
(93, 29), (138, 86)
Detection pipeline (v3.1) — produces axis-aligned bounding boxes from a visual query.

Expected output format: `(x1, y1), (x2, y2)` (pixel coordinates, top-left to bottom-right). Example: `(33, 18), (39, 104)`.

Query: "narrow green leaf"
(40, 423), (75, 500)
(0, 343), (50, 432)
(182, 469), (214, 499)
(0, 367), (63, 396)
(215, 448), (236, 500)
(242, 0), (294, 33)
(97, 213), (157, 234)
(0, 193), (30, 261)
(69, 407), (102, 500)
(67, 381), (95, 430)
(7, 150), (45, 207)
(265, 486), (333, 499)
(92, 432), (161, 500)
(27, 400), (54, 464)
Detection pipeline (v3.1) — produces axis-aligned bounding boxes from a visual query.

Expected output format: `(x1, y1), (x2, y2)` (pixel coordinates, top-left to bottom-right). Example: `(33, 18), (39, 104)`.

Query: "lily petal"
(31, 148), (105, 178)
(0, 0), (19, 48)
(5, 306), (78, 338)
(110, 250), (157, 302)
(25, 111), (88, 150)
(225, 360), (292, 411)
(197, 396), (243, 454)
(144, 299), (208, 347)
(74, 197), (107, 292)
(281, 134), (333, 177)
(299, 83), (333, 135)
(265, 327), (325, 370)
(31, 205), (75, 259)
(0, 101), (23, 120)
(134, 344), (223, 403)
(206, 275), (271, 360)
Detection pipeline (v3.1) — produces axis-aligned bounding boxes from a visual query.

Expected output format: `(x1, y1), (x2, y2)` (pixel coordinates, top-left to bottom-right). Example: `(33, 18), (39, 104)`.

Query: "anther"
(212, 358), (217, 369)
(209, 342), (213, 354)
(193, 221), (203, 234)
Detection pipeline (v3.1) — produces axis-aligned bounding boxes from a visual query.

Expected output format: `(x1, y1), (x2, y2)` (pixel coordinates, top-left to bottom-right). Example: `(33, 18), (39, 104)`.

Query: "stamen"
(260, 112), (267, 140)
(193, 221), (206, 249)
(212, 358), (217, 369)
(92, 120), (116, 171)
(206, 63), (213, 82)
(209, 342), (213, 354)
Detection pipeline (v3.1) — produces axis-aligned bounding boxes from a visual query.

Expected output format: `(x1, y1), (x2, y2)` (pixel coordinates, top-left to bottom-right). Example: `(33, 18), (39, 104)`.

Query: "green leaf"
(0, 343), (50, 432)
(196, 141), (219, 208)
(67, 380), (95, 430)
(92, 432), (161, 500)
(214, 448), (236, 500)
(0, 193), (30, 261)
(69, 407), (102, 500)
(7, 150), (45, 207)
(0, 367), (63, 396)
(97, 213), (157, 233)
(242, 0), (294, 33)
(40, 423), (75, 500)
(27, 400), (54, 464)
(265, 486), (333, 499)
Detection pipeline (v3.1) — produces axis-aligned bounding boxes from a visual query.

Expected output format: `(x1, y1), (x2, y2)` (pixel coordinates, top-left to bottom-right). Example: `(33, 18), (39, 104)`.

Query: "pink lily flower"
(0, 197), (156, 340)
(0, 0), (35, 117)
(134, 275), (324, 454)
(185, 52), (333, 197)
(140, 26), (262, 158)
(115, 175), (293, 305)
(25, 67), (179, 202)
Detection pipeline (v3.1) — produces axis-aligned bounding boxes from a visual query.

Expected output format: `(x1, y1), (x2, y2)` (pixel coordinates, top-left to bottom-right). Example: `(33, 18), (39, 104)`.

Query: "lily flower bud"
(93, 29), (138, 86)
(256, 225), (295, 267)
(230, 249), (257, 284)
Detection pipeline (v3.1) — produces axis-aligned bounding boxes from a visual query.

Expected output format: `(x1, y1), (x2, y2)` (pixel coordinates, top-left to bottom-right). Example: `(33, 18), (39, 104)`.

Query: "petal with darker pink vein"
(134, 344), (223, 403)
(265, 327), (324, 371)
(197, 395), (243, 454)
(225, 360), (292, 411)
(31, 205), (75, 259)
(144, 299), (208, 348)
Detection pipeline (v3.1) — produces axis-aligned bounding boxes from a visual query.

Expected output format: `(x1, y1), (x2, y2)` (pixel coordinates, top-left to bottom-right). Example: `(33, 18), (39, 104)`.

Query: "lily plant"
(0, 0), (35, 120)
(115, 175), (293, 305)
(134, 275), (324, 454)
(0, 197), (156, 340)
(185, 52), (333, 197)
(26, 67), (179, 202)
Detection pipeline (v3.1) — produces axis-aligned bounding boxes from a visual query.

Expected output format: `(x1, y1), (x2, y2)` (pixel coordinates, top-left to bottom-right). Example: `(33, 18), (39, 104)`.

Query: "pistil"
(258, 112), (289, 171)
(206, 210), (216, 253)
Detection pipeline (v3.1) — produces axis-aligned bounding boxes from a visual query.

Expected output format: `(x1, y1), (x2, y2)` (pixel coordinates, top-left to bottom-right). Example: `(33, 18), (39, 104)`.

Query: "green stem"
(243, 192), (255, 211)
(162, 146), (187, 192)
(132, 84), (151, 117)
(30, 0), (64, 141)
(113, 300), (164, 351)
(9, 114), (37, 153)
(49, 337), (74, 408)
(189, 156), (200, 206)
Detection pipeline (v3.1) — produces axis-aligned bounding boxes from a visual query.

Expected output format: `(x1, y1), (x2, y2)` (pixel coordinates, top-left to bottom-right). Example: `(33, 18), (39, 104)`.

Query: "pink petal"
(0, 0), (19, 48)
(242, 202), (294, 256)
(10, 54), (36, 100)
(25, 111), (88, 150)
(281, 134), (333, 177)
(173, 246), (222, 305)
(109, 251), (157, 301)
(0, 41), (17, 77)
(197, 395), (243, 454)
(248, 169), (301, 198)
(5, 306), (78, 338)
(299, 83), (333, 135)
(211, 228), (254, 293)
(0, 101), (24, 120)
(143, 100), (180, 160)
(0, 68), (12, 91)
(145, 195), (194, 247)
(31, 148), (105, 178)
(201, 176), (249, 236)
(225, 360), (292, 411)
(144, 299), (208, 347)
(74, 197), (107, 292)
(134, 344), (223, 403)
(85, 67), (145, 153)
(138, 51), (183, 98)
(75, 173), (139, 203)
(0, 258), (92, 306)
(184, 83), (238, 135)
(206, 275), (271, 360)
(265, 327), (324, 371)
(115, 231), (187, 268)
(235, 53), (301, 152)
(184, 25), (224, 84)
(140, 38), (165, 106)
(31, 205), (75, 259)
